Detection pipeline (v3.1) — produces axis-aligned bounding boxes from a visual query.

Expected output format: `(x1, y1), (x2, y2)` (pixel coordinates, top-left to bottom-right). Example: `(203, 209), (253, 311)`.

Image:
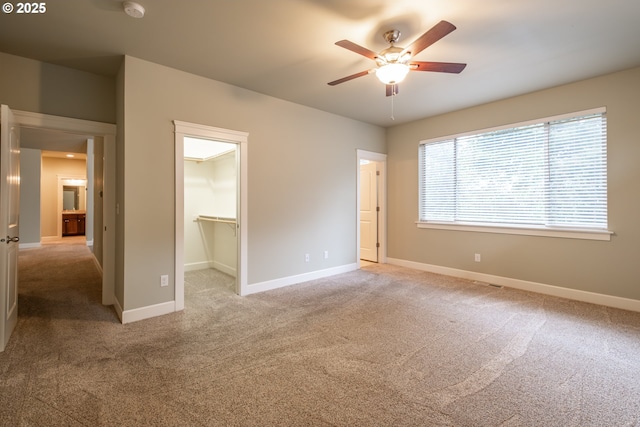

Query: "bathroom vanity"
(62, 212), (86, 236)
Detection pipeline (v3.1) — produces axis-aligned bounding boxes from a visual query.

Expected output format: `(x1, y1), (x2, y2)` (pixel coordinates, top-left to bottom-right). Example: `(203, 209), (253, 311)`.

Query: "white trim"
(18, 242), (41, 249)
(211, 261), (236, 278)
(121, 301), (176, 324)
(356, 150), (387, 267)
(184, 261), (211, 272)
(174, 121), (248, 309)
(174, 121), (248, 142)
(175, 139), (185, 311)
(14, 110), (116, 135)
(243, 263), (359, 296)
(387, 257), (640, 313)
(416, 221), (613, 241)
(184, 261), (237, 277)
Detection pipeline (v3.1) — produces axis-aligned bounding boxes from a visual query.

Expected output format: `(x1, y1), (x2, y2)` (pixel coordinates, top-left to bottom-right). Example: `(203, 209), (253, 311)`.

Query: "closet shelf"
(197, 215), (237, 235)
(197, 215), (236, 224)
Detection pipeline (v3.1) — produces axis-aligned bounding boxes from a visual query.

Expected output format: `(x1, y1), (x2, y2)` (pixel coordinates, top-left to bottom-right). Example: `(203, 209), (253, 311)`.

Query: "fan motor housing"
(383, 30), (402, 44)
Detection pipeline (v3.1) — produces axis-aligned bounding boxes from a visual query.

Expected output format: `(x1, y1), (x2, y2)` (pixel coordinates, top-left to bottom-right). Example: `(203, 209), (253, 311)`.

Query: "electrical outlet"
(160, 275), (169, 287)
(305, 254), (310, 262)
(474, 253), (481, 262)
(324, 251), (329, 259)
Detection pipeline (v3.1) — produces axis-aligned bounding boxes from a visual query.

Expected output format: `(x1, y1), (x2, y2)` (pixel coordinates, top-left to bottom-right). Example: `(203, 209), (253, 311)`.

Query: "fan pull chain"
(390, 86), (396, 121)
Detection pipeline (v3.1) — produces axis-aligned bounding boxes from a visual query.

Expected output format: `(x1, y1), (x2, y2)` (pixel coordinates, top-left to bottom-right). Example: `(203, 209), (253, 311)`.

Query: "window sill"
(416, 221), (613, 241)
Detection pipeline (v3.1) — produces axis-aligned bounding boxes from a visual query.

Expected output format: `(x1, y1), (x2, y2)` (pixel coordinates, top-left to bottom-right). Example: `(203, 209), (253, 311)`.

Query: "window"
(418, 108), (610, 240)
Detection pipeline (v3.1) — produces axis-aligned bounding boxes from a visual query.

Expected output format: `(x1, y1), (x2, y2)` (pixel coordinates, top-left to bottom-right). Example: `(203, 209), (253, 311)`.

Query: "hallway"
(17, 240), (115, 323)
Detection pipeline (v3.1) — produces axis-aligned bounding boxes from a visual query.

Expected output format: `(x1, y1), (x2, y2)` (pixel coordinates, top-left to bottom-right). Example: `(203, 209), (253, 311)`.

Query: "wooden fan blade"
(386, 84), (399, 97)
(335, 40), (378, 60)
(410, 61), (467, 74)
(328, 69), (372, 86)
(400, 20), (457, 57)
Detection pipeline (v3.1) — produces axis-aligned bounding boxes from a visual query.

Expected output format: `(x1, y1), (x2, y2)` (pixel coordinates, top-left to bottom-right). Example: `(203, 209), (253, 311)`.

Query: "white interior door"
(0, 105), (20, 352)
(360, 160), (378, 262)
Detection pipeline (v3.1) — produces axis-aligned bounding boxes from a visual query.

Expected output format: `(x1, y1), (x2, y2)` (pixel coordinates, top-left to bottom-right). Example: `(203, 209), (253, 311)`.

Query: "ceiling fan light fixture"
(376, 63), (410, 85)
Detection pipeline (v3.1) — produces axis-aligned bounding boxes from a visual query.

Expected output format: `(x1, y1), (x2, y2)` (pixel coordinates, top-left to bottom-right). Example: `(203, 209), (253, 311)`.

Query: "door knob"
(6, 236), (19, 243)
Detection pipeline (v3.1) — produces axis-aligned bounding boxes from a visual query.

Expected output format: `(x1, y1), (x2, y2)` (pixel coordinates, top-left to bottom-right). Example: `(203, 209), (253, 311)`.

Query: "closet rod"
(197, 215), (236, 224)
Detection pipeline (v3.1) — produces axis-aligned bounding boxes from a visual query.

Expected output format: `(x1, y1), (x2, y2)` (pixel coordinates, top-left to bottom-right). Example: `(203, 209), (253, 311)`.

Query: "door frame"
(13, 110), (116, 306)
(174, 121), (248, 308)
(356, 150), (387, 266)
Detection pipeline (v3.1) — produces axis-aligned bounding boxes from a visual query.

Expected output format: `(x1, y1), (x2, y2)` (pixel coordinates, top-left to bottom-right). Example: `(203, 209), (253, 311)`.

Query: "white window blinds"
(419, 110), (607, 230)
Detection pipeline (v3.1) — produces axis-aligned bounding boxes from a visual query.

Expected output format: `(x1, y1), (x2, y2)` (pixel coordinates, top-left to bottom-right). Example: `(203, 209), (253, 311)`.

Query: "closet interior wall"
(184, 150), (237, 277)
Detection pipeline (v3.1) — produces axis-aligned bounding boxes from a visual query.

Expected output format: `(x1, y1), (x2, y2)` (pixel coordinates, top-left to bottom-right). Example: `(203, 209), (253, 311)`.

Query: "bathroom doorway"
(360, 159), (379, 262)
(356, 150), (387, 267)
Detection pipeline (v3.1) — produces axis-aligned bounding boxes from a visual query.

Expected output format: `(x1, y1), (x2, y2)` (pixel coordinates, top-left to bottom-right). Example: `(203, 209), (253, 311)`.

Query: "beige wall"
(40, 157), (87, 238)
(1, 50), (114, 266)
(0, 52), (116, 123)
(119, 56), (386, 311)
(19, 148), (42, 245)
(12, 48), (637, 313)
(387, 66), (640, 301)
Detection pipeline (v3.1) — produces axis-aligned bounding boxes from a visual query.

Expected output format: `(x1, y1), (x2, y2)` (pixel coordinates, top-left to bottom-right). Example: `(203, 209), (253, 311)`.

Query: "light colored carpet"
(1, 242), (640, 426)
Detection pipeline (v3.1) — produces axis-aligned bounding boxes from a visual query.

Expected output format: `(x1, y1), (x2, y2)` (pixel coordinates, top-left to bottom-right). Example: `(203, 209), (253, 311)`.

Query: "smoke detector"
(123, 1), (145, 18)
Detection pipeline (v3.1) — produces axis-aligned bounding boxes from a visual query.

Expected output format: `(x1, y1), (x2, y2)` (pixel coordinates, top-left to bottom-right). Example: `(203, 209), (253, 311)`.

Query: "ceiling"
(184, 137), (235, 162)
(1, 0), (640, 128)
(21, 126), (90, 156)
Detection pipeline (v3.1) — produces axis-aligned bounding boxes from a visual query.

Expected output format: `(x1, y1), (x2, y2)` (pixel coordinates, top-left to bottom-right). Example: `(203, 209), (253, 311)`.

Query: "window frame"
(416, 107), (613, 241)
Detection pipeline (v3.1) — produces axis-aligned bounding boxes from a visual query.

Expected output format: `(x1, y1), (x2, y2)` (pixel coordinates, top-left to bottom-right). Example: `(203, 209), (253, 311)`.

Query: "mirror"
(62, 181), (86, 211)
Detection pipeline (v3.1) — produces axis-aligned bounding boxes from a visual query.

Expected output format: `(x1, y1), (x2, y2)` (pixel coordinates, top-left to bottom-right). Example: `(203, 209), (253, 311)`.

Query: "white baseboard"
(387, 257), (640, 313)
(185, 261), (237, 277)
(184, 261), (210, 272)
(125, 264), (357, 323)
(212, 260), (236, 278)
(19, 242), (41, 249)
(242, 263), (359, 296)
(20, 239), (93, 250)
(121, 301), (176, 324)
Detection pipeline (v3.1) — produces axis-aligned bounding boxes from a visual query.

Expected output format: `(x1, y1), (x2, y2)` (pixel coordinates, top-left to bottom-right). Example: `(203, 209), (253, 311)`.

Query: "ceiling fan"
(328, 20), (466, 96)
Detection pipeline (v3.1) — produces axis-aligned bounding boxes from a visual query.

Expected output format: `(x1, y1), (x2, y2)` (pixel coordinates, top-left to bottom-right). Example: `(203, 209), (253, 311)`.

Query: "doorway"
(60, 176), (88, 238)
(14, 109), (116, 306)
(360, 159), (379, 262)
(183, 137), (238, 292)
(356, 150), (387, 266)
(174, 121), (248, 309)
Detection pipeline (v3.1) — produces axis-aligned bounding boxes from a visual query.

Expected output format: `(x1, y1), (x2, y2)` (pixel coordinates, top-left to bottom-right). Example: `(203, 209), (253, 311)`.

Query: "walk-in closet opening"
(183, 137), (239, 295)
(174, 120), (248, 307)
